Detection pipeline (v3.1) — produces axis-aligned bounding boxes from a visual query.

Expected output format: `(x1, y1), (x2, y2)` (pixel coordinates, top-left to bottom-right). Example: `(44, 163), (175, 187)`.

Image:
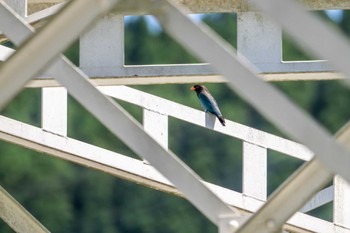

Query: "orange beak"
(190, 86), (195, 91)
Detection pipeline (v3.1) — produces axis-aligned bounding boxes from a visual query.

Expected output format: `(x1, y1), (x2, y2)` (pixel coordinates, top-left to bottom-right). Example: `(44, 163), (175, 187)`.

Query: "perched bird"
(191, 84), (226, 126)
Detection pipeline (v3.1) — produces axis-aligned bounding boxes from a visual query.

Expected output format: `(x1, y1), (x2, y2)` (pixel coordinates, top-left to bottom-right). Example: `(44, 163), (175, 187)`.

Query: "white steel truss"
(0, 0), (349, 233)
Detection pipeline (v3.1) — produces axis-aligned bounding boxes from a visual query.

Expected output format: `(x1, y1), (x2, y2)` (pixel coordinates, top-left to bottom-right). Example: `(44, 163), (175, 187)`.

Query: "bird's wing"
(198, 92), (222, 116)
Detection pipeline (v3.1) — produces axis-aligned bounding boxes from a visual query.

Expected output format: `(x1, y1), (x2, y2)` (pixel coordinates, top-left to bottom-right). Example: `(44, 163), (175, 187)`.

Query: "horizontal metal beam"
(154, 2), (350, 233)
(0, 115), (336, 233)
(0, 2), (241, 225)
(101, 86), (313, 161)
(0, 45), (340, 86)
(237, 159), (334, 233)
(24, 71), (344, 87)
(236, 121), (350, 233)
(53, 55), (240, 225)
(80, 61), (334, 76)
(157, 0), (350, 186)
(26, 0), (350, 14)
(249, 0), (350, 88)
(0, 0), (119, 109)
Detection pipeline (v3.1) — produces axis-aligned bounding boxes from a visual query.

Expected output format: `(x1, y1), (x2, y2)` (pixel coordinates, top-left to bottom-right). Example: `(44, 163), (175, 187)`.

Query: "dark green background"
(0, 11), (349, 233)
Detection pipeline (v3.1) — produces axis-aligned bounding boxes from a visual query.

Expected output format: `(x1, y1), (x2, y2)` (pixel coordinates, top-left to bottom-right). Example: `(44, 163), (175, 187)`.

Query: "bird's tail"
(217, 115), (226, 126)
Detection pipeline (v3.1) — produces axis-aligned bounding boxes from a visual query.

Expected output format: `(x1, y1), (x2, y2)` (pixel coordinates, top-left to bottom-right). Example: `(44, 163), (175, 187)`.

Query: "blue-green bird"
(191, 84), (226, 126)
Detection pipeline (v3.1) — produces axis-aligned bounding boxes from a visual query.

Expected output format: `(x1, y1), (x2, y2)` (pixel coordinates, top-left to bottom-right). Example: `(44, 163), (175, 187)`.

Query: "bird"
(190, 84), (226, 126)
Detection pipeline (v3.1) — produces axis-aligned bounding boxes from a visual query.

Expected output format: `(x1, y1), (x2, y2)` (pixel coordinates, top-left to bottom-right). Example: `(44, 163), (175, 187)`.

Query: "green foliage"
(0, 12), (349, 232)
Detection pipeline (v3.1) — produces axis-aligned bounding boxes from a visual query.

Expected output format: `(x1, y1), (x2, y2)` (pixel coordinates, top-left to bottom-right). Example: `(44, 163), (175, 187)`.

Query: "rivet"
(266, 219), (275, 229)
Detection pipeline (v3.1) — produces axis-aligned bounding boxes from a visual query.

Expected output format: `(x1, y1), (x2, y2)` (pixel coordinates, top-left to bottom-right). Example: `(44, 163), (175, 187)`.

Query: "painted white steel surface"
(143, 109), (168, 149)
(0, 186), (49, 233)
(243, 142), (267, 201)
(0, 0), (120, 109)
(101, 86), (313, 161)
(248, 0), (350, 88)
(0, 2), (241, 226)
(51, 56), (241, 225)
(41, 87), (67, 135)
(0, 0), (347, 232)
(156, 0), (350, 187)
(0, 115), (337, 233)
(334, 176), (350, 230)
(237, 159), (334, 233)
(25, 0), (350, 13)
(4, 0), (26, 16)
(0, 45), (14, 61)
(80, 15), (124, 70)
(300, 186), (334, 213)
(237, 11), (281, 66)
(26, 1), (66, 23)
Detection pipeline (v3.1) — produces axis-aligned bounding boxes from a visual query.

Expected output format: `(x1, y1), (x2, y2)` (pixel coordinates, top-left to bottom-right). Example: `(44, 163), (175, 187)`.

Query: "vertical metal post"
(243, 142), (267, 201)
(143, 109), (168, 149)
(41, 87), (67, 135)
(205, 112), (216, 129)
(334, 175), (350, 231)
(80, 14), (124, 75)
(237, 11), (282, 68)
(143, 109), (168, 164)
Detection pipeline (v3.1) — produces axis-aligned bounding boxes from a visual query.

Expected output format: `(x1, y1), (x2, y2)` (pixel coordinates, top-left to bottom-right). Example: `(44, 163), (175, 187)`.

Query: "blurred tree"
(0, 10), (349, 233)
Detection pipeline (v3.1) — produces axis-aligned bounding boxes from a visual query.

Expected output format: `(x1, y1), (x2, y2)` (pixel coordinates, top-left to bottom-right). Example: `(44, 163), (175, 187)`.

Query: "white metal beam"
(0, 0), (120, 109)
(51, 55), (240, 225)
(248, 0), (350, 88)
(155, 0), (350, 186)
(143, 109), (168, 149)
(0, 45), (14, 61)
(25, 0), (350, 14)
(1, 0), (348, 232)
(242, 142), (267, 201)
(334, 122), (350, 231)
(237, 11), (281, 68)
(100, 86), (313, 162)
(1, 1), (343, 85)
(334, 175), (350, 230)
(41, 87), (67, 135)
(0, 115), (338, 233)
(79, 14), (124, 72)
(236, 119), (350, 233)
(237, 159), (333, 233)
(0, 185), (49, 233)
(22, 71), (344, 87)
(299, 186), (334, 213)
(0, 1), (241, 224)
(152, 2), (350, 233)
(4, 0), (26, 17)
(26, 1), (66, 24)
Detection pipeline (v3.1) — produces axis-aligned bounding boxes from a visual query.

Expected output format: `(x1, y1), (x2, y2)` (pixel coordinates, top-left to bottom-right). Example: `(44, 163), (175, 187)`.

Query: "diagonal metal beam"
(247, 0), (350, 88)
(1, 0), (348, 229)
(0, 0), (119, 109)
(237, 159), (333, 233)
(51, 56), (240, 225)
(0, 45), (14, 61)
(0, 0), (240, 225)
(0, 185), (49, 233)
(235, 121), (350, 233)
(153, 2), (350, 232)
(0, 114), (336, 232)
(154, 0), (350, 184)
